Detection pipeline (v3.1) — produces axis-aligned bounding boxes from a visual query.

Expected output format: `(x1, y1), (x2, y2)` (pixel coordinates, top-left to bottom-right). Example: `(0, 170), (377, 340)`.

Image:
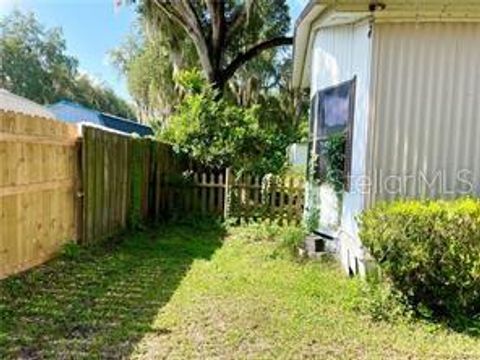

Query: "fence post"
(224, 167), (232, 219)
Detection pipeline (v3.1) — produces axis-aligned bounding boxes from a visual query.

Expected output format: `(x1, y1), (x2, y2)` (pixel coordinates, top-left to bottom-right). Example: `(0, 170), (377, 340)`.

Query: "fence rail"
(0, 114), (305, 278)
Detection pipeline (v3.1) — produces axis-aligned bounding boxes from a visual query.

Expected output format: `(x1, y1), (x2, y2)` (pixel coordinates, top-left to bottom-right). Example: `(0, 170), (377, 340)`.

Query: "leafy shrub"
(162, 69), (300, 175)
(359, 198), (480, 319)
(357, 273), (413, 323)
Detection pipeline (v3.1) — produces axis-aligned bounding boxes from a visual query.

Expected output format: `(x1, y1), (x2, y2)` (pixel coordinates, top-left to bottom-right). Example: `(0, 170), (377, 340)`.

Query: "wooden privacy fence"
(81, 126), (186, 244)
(82, 127), (130, 244)
(1, 115), (305, 278)
(0, 111), (79, 279)
(81, 126), (305, 234)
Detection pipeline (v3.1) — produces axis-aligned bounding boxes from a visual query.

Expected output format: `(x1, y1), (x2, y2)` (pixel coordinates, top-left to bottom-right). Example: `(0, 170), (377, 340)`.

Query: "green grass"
(0, 221), (224, 358)
(2, 221), (480, 359)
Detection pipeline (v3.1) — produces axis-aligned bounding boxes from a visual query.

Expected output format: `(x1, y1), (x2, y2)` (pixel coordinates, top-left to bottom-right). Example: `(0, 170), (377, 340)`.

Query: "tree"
(110, 22), (197, 123)
(111, 0), (293, 123)
(162, 69), (300, 174)
(0, 10), (134, 119)
(71, 74), (136, 119)
(138, 0), (292, 92)
(0, 10), (77, 104)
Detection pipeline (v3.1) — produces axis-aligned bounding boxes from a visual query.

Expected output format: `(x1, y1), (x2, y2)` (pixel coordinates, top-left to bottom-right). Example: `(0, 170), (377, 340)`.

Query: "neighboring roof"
(0, 88), (56, 119)
(292, 0), (480, 88)
(48, 100), (101, 124)
(49, 100), (153, 137)
(99, 113), (153, 137)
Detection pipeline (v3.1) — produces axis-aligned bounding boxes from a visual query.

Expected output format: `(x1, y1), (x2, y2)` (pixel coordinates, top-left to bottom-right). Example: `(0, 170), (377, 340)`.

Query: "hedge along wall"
(81, 126), (187, 244)
(359, 198), (480, 318)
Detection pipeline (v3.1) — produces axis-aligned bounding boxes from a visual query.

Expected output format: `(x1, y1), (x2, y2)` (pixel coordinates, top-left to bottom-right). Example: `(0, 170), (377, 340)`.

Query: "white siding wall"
(309, 21), (372, 274)
(369, 23), (480, 204)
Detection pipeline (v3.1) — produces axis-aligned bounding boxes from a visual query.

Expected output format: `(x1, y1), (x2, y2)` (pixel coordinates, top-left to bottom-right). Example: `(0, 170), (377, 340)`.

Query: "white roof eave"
(292, 3), (327, 89)
(292, 0), (480, 89)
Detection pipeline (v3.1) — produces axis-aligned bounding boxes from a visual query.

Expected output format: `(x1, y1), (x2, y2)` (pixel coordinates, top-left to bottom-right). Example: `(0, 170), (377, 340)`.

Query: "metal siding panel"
(370, 22), (480, 203)
(342, 22), (372, 241)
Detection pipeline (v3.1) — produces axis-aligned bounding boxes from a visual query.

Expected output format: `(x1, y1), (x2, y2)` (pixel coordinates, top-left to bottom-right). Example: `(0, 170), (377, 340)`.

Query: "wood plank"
(208, 173), (215, 213)
(0, 179), (75, 197)
(0, 133), (77, 146)
(94, 129), (104, 240)
(201, 173), (207, 214)
(85, 127), (96, 244)
(218, 173), (224, 215)
(192, 172), (199, 213)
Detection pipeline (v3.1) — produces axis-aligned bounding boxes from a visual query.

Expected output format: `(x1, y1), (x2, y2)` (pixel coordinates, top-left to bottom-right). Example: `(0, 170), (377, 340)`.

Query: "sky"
(0, 0), (308, 102)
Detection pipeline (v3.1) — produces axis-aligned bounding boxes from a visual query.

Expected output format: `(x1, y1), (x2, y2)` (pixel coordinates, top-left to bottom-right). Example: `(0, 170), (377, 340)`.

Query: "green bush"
(359, 198), (480, 319)
(161, 69), (300, 175)
(358, 275), (413, 323)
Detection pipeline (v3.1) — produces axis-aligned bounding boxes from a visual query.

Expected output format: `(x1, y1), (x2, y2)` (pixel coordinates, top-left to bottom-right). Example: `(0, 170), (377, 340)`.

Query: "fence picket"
(218, 173), (224, 215)
(208, 173), (215, 213)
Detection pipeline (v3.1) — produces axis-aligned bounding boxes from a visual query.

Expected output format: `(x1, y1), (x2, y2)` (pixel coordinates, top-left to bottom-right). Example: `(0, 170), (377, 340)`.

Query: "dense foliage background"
(0, 11), (134, 119)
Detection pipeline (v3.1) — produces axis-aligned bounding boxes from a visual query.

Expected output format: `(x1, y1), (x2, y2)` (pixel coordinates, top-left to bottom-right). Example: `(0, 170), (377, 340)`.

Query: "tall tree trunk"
(151, 0), (292, 95)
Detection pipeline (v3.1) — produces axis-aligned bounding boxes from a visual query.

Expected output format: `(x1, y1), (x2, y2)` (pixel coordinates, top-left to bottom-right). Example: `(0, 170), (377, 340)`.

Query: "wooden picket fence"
(176, 171), (226, 216)
(179, 169), (304, 224)
(228, 172), (304, 224)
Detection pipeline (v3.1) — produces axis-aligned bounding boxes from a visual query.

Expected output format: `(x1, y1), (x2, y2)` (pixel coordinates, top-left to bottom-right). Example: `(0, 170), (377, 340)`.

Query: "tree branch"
(179, 0), (204, 37)
(221, 36), (293, 85)
(153, 0), (190, 31)
(152, 0), (215, 81)
(206, 0), (225, 70)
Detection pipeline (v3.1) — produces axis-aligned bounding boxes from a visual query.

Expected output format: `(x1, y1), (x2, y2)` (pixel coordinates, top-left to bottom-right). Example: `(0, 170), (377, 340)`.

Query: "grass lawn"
(1, 221), (480, 359)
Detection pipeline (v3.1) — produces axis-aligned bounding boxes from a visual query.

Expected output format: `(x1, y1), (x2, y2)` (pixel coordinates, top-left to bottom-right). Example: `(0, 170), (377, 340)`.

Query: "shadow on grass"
(0, 219), (225, 358)
(424, 315), (480, 338)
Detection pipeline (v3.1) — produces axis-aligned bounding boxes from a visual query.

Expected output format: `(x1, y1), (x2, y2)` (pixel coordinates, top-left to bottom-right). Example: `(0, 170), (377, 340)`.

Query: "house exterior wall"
(368, 22), (480, 205)
(308, 20), (372, 274)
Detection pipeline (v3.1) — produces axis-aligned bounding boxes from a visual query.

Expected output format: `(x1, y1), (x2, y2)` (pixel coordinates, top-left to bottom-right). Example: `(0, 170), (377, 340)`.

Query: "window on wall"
(308, 77), (356, 190)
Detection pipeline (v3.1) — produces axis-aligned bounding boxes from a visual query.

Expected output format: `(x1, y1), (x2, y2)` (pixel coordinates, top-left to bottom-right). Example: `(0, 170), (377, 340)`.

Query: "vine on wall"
(321, 131), (346, 193)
